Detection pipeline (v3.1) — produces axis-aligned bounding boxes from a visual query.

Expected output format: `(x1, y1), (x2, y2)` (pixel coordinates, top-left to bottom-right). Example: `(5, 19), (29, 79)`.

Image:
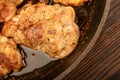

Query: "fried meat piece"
(0, 34), (23, 76)
(17, 1), (33, 14)
(17, 0), (49, 14)
(0, 0), (16, 22)
(0, 0), (23, 22)
(6, 0), (23, 5)
(54, 0), (88, 6)
(2, 3), (80, 58)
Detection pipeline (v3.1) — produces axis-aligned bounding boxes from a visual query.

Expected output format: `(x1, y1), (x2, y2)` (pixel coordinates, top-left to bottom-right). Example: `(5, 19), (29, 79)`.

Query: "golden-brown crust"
(1, 17), (18, 37)
(54, 0), (88, 6)
(24, 24), (44, 44)
(0, 0), (23, 22)
(0, 34), (23, 76)
(6, 0), (23, 5)
(0, 0), (16, 22)
(0, 53), (11, 76)
(2, 3), (80, 59)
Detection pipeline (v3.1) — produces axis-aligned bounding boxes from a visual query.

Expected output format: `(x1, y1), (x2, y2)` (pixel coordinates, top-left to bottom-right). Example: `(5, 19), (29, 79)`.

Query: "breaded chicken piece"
(0, 0), (23, 22)
(6, 0), (23, 5)
(54, 0), (88, 6)
(2, 3), (80, 58)
(17, 1), (32, 14)
(17, 0), (49, 14)
(0, 34), (23, 76)
(0, 0), (16, 22)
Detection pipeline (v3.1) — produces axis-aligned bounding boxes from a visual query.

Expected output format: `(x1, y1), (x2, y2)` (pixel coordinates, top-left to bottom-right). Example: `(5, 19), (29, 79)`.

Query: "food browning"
(38, 0), (49, 4)
(6, 0), (23, 5)
(0, 0), (16, 22)
(2, 3), (80, 58)
(0, 0), (81, 76)
(0, 34), (23, 76)
(0, 0), (23, 22)
(54, 0), (88, 6)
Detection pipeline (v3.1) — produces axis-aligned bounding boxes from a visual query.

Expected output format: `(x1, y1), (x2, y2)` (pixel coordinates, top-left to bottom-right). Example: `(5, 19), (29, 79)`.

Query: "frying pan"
(2, 0), (111, 79)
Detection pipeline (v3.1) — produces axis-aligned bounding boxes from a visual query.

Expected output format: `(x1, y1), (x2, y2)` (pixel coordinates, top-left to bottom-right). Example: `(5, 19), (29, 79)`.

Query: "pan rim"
(54, 0), (111, 79)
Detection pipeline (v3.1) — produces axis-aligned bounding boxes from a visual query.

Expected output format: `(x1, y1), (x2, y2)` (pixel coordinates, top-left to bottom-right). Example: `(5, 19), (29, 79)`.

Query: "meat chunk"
(6, 0), (23, 5)
(0, 0), (23, 22)
(17, 1), (33, 14)
(0, 34), (23, 76)
(0, 0), (16, 22)
(54, 0), (88, 6)
(2, 3), (80, 58)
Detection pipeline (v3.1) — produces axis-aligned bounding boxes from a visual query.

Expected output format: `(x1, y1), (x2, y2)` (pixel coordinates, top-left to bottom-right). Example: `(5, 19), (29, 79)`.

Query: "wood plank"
(63, 0), (120, 79)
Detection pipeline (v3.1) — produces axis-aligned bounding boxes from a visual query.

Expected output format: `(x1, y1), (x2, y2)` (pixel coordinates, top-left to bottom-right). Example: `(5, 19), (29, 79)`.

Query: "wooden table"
(64, 0), (120, 80)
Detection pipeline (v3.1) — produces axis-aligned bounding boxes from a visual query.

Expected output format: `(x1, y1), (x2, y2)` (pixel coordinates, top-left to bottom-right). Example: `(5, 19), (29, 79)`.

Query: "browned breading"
(0, 34), (23, 76)
(6, 0), (23, 5)
(54, 0), (88, 6)
(2, 3), (80, 58)
(0, 0), (23, 22)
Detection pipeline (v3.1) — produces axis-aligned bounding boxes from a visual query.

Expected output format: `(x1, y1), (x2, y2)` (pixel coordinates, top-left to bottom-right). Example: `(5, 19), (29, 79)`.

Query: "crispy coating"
(6, 0), (23, 5)
(0, 34), (23, 76)
(17, 1), (33, 14)
(2, 3), (80, 58)
(54, 0), (88, 6)
(0, 0), (16, 22)
(0, 0), (23, 22)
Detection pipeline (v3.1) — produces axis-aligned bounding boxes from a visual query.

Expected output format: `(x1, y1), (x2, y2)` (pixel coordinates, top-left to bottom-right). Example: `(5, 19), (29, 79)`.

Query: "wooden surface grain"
(64, 0), (120, 80)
